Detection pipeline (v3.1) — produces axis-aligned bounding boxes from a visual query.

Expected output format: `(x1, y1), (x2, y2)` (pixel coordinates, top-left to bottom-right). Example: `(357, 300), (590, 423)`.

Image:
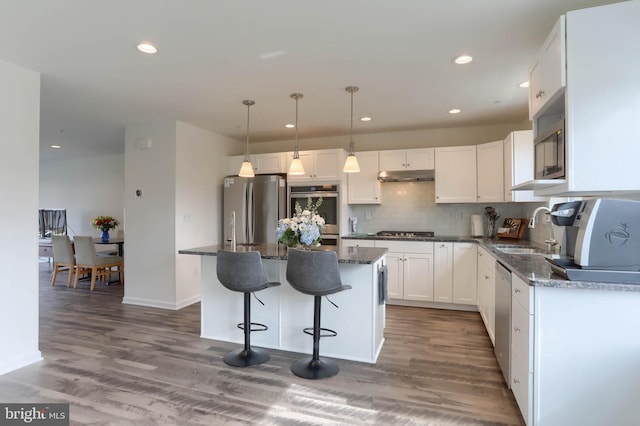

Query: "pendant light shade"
(238, 100), (256, 177)
(288, 93), (305, 175)
(343, 86), (361, 173)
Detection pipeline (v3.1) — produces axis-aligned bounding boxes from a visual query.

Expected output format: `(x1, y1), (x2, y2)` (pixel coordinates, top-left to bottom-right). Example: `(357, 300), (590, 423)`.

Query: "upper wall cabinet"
(348, 151), (381, 204)
(286, 149), (346, 183)
(227, 153), (285, 175)
(503, 130), (546, 202)
(379, 148), (434, 171)
(534, 1), (640, 195)
(528, 16), (566, 120)
(435, 146), (477, 203)
(476, 140), (504, 203)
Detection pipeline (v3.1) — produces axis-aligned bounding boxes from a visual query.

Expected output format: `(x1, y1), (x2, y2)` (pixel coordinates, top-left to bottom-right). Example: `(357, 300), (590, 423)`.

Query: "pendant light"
(238, 100), (256, 177)
(288, 93), (305, 175)
(343, 86), (361, 173)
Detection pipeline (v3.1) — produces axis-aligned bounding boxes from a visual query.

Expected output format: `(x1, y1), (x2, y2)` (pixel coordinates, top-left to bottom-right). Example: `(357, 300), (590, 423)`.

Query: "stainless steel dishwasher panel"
(494, 261), (512, 387)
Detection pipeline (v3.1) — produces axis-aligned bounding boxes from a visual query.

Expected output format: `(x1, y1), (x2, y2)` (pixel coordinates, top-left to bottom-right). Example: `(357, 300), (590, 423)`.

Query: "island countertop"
(179, 244), (388, 265)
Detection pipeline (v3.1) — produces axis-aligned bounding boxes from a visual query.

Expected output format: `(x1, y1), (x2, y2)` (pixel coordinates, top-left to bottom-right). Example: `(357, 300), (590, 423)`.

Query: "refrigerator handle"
(247, 181), (255, 243)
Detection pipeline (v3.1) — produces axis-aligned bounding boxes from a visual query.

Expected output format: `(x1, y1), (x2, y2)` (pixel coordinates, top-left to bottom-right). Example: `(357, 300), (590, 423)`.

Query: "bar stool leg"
(291, 296), (340, 379)
(224, 292), (270, 367)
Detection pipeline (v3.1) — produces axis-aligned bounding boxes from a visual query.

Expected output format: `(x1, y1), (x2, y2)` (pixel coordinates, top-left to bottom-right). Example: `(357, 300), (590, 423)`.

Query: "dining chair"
(51, 235), (76, 288)
(73, 236), (124, 291)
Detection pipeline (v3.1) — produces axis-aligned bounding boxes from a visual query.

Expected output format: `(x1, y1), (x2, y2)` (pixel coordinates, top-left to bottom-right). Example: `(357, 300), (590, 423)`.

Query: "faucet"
(529, 206), (558, 252)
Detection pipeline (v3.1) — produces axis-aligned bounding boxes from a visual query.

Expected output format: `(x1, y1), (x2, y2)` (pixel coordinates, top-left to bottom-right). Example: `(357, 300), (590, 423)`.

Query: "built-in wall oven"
(288, 184), (340, 246)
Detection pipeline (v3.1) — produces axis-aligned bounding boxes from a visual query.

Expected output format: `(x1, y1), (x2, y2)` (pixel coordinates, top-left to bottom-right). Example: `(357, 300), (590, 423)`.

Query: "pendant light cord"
(242, 100), (255, 161)
(290, 93), (303, 159)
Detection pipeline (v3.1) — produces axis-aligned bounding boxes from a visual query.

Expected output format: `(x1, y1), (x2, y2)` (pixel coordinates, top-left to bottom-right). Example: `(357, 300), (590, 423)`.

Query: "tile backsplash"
(347, 181), (538, 237)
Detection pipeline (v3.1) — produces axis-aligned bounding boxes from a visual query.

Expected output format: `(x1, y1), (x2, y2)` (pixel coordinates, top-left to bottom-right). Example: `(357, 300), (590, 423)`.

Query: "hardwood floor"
(0, 263), (524, 425)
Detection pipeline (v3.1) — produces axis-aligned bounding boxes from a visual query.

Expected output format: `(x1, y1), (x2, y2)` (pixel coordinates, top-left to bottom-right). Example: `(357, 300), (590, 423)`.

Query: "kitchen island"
(179, 244), (388, 364)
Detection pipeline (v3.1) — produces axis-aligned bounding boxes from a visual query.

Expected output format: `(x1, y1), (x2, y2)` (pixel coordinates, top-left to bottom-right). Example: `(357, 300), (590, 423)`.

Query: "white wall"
(39, 154), (124, 237)
(0, 59), (42, 374)
(175, 122), (235, 307)
(123, 121), (236, 310)
(243, 121), (532, 155)
(123, 122), (178, 308)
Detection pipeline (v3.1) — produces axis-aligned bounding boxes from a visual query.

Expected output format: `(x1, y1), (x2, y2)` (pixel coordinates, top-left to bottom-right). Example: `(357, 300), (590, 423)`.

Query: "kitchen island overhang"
(179, 244), (388, 364)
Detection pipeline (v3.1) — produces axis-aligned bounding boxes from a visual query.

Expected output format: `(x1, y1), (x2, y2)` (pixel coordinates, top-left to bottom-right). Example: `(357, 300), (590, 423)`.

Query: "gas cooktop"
(376, 231), (435, 238)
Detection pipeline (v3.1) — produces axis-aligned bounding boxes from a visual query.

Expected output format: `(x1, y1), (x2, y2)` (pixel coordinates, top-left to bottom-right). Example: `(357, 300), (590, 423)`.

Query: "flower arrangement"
(92, 215), (120, 232)
(276, 197), (325, 247)
(484, 206), (500, 239)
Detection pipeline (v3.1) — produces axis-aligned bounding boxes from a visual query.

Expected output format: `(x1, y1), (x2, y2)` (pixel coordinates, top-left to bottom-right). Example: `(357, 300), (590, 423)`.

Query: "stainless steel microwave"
(534, 119), (565, 180)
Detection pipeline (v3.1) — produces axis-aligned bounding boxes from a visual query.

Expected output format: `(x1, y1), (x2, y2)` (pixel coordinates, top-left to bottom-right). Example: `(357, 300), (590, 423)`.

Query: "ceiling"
(0, 0), (623, 161)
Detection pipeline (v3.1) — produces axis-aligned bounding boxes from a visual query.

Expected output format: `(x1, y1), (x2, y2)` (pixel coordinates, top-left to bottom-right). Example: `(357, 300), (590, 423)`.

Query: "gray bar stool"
(286, 248), (352, 379)
(216, 250), (281, 367)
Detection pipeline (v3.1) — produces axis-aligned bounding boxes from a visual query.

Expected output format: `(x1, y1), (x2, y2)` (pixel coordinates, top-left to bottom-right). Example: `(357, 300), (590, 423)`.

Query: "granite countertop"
(179, 244), (387, 265)
(342, 234), (640, 292)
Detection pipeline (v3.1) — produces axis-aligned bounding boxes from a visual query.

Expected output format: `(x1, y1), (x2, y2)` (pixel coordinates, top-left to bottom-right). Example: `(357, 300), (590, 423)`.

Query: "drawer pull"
(514, 288), (521, 293)
(514, 327), (521, 332)
(513, 378), (520, 384)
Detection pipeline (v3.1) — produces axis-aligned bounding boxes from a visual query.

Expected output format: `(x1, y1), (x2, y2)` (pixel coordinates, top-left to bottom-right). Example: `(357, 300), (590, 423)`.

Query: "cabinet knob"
(485, 275), (490, 280)
(513, 378), (520, 384)
(514, 327), (520, 332)
(515, 288), (521, 293)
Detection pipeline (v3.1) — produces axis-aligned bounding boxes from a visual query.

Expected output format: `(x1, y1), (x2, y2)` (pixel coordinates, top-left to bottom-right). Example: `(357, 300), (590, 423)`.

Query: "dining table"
(93, 237), (124, 257)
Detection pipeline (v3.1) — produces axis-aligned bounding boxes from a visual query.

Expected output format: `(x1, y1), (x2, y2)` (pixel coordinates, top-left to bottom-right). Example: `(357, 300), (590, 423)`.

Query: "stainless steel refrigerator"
(223, 174), (287, 245)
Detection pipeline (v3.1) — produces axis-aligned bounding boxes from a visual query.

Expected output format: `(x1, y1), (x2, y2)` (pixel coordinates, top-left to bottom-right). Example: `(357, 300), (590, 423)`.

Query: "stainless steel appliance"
(534, 118), (565, 180)
(494, 261), (512, 386)
(288, 184), (340, 246)
(223, 174), (286, 245)
(546, 198), (640, 283)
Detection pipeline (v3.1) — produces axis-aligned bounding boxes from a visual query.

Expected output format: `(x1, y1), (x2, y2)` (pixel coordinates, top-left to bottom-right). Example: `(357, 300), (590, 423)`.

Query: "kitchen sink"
(495, 247), (542, 255)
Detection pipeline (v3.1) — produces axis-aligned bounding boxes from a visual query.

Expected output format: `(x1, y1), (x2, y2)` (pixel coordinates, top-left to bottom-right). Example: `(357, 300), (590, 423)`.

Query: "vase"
(101, 229), (110, 242)
(487, 219), (497, 239)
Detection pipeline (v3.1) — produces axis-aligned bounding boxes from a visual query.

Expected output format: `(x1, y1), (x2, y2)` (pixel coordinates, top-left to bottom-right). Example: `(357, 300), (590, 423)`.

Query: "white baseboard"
(122, 295), (200, 311)
(0, 351), (43, 376)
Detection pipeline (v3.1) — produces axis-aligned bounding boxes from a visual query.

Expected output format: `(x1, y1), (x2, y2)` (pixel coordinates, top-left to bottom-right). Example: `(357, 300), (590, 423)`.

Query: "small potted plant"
(92, 215), (120, 242)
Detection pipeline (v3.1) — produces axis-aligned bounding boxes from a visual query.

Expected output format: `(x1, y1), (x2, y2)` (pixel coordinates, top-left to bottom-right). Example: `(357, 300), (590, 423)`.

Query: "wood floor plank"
(0, 263), (524, 425)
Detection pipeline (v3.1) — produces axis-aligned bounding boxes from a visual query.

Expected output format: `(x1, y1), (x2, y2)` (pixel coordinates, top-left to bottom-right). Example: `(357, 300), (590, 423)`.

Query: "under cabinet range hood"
(377, 169), (435, 182)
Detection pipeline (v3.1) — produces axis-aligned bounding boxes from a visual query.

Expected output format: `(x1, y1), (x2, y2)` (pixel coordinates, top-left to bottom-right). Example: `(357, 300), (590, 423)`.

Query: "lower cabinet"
(511, 273), (534, 425)
(453, 243), (478, 305)
(477, 246), (496, 346)
(382, 241), (434, 301)
(434, 242), (478, 305)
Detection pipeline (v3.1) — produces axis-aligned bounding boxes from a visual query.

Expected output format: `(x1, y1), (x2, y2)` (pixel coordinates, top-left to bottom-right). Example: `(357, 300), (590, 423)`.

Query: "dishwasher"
(494, 261), (512, 387)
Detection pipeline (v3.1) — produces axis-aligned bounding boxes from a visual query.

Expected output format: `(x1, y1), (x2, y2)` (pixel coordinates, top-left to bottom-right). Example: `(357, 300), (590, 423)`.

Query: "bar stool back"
(216, 250), (281, 367)
(286, 248), (352, 379)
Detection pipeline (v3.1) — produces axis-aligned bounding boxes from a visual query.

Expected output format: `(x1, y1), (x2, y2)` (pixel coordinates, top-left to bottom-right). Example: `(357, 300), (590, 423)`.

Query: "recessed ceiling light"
(452, 54), (473, 65)
(519, 81), (530, 88)
(50, 145), (61, 149)
(136, 42), (158, 54)
(284, 123), (295, 128)
(360, 116), (372, 122)
(448, 109), (461, 114)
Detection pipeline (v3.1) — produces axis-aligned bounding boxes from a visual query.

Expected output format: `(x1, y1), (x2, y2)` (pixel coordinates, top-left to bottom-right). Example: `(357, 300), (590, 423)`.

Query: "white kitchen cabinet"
(433, 242), (453, 303)
(528, 16), (566, 119)
(347, 151), (381, 204)
(227, 153), (285, 175)
(376, 241), (434, 302)
(503, 131), (546, 202)
(379, 148), (434, 171)
(453, 243), (477, 305)
(477, 246), (495, 346)
(476, 140), (504, 203)
(534, 2), (640, 195)
(286, 149), (345, 183)
(511, 273), (534, 425)
(435, 145), (477, 203)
